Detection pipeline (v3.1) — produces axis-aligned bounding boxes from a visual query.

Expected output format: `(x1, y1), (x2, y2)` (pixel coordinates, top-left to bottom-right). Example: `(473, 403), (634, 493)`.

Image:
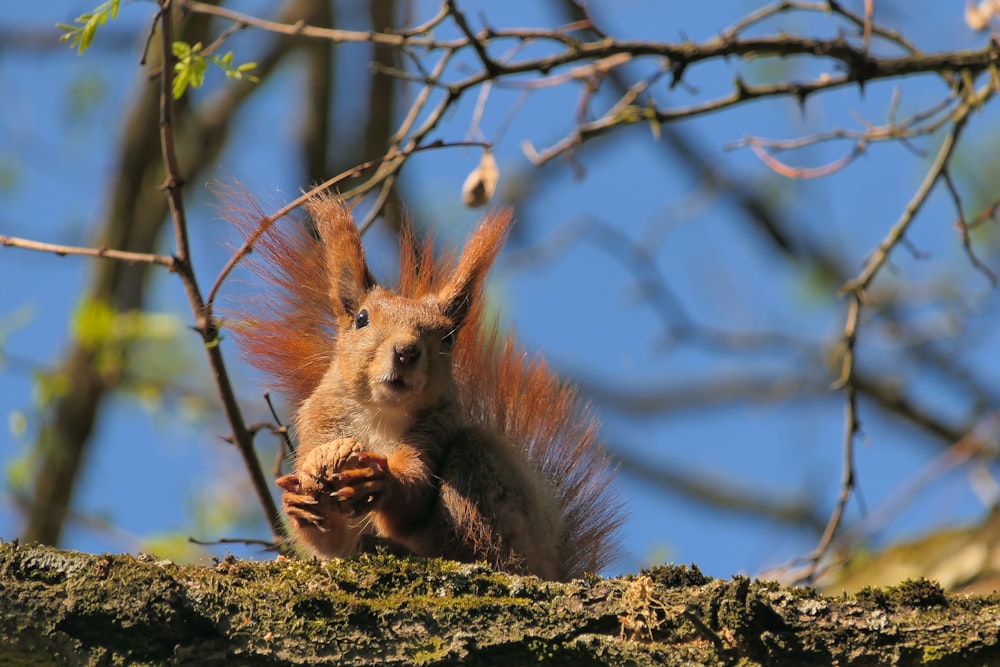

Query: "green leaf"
(172, 41), (210, 99)
(171, 42), (259, 98)
(56, 0), (121, 55)
(72, 297), (116, 350)
(172, 41), (192, 58)
(211, 52), (259, 83)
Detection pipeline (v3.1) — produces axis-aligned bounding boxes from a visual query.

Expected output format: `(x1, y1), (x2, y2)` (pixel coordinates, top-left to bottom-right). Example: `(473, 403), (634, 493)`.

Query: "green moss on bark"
(3, 542), (1000, 666)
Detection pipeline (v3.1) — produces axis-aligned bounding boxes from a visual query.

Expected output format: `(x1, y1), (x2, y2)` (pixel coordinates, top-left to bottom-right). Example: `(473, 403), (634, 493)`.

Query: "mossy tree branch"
(2, 542), (998, 666)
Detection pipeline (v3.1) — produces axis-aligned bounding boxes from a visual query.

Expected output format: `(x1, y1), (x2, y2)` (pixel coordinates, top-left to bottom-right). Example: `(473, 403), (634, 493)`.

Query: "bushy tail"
(221, 191), (342, 408)
(457, 327), (626, 578)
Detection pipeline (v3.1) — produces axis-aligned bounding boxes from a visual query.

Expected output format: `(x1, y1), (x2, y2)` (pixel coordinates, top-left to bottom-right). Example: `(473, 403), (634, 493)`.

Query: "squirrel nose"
(394, 343), (420, 366)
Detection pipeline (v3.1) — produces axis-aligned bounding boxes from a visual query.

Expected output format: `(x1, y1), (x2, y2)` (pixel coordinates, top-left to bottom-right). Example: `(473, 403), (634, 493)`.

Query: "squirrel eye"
(442, 330), (456, 350)
(355, 309), (370, 329)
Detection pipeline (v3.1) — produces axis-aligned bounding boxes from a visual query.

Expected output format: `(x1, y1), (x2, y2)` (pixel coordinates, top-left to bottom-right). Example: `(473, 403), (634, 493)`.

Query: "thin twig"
(725, 93), (956, 153)
(827, 0), (918, 53)
(263, 392), (293, 478)
(199, 21), (246, 59)
(722, 1), (811, 40)
(942, 168), (998, 285)
(390, 0), (450, 38)
(179, 0), (431, 47)
(358, 175), (398, 234)
(749, 140), (867, 179)
(800, 294), (863, 583)
(0, 235), (175, 268)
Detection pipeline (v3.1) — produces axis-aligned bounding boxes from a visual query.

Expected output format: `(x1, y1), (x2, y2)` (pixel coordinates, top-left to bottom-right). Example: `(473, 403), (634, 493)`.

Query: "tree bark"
(1, 542), (997, 666)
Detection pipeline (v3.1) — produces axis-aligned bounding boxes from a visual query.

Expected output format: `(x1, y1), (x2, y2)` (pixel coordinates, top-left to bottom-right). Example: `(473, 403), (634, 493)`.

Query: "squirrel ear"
(306, 195), (376, 318)
(438, 209), (513, 325)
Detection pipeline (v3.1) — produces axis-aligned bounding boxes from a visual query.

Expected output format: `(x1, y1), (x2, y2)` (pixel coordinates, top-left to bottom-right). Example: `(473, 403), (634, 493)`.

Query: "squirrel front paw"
(278, 439), (389, 529)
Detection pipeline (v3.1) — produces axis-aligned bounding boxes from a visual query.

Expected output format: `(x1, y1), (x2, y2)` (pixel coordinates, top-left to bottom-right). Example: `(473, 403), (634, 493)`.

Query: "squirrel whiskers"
(227, 193), (624, 580)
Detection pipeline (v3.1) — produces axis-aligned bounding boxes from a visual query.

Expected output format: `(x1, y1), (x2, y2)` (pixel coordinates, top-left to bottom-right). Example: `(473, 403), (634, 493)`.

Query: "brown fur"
(225, 192), (624, 580)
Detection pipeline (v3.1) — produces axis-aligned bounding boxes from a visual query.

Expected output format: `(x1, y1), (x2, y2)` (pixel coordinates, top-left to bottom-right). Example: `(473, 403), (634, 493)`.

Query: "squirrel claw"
(329, 466), (382, 485)
(330, 487), (357, 500)
(307, 520), (330, 533)
(330, 480), (383, 501)
(285, 504), (326, 524)
(284, 500), (330, 532)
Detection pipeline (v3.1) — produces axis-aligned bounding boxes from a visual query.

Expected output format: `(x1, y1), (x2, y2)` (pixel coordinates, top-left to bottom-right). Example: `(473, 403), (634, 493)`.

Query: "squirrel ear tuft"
(438, 209), (513, 325)
(306, 195), (377, 319)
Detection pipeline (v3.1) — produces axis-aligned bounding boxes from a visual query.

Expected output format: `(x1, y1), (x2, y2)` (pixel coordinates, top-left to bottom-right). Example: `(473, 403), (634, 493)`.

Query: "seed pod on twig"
(462, 149), (499, 208)
(966, 0), (1000, 30)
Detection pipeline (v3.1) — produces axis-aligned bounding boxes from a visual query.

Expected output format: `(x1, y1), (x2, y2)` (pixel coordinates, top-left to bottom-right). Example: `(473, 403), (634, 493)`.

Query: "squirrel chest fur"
(231, 194), (623, 581)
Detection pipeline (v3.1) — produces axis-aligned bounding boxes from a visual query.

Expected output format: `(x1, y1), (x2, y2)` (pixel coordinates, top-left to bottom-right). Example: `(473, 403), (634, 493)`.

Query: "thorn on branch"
(795, 87), (811, 110)
(734, 76), (749, 97)
(669, 61), (687, 89)
(160, 175), (187, 191)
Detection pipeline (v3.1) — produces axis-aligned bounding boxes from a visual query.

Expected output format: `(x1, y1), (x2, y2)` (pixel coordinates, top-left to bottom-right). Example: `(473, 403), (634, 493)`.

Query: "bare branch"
(0, 235), (175, 268)
(178, 0), (428, 47)
(799, 294), (863, 584)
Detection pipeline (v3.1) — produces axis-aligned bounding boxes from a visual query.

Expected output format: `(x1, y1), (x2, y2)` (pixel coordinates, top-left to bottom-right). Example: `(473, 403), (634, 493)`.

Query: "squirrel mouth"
(376, 373), (411, 393)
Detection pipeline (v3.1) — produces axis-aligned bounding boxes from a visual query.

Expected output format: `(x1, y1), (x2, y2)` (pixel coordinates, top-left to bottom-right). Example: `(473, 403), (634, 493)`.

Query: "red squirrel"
(228, 194), (623, 580)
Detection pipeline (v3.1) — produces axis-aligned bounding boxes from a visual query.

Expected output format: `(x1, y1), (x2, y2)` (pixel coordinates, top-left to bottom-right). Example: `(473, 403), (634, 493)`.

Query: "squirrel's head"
(334, 288), (458, 414)
(306, 196), (512, 419)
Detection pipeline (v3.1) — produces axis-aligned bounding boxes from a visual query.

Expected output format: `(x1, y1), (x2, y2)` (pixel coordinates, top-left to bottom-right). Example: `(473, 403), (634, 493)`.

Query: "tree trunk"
(1, 542), (997, 666)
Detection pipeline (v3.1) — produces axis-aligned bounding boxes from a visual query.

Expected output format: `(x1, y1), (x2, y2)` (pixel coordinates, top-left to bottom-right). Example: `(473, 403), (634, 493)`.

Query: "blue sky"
(2, 1), (999, 580)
